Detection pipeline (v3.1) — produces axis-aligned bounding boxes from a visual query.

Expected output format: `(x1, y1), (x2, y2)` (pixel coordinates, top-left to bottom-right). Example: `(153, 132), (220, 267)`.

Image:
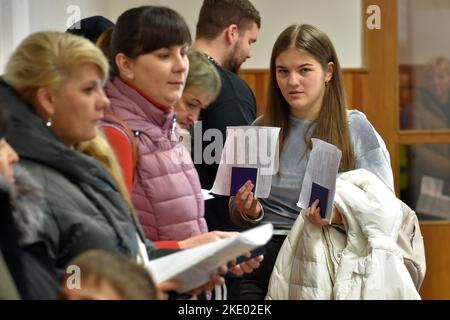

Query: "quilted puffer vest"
(104, 78), (207, 241)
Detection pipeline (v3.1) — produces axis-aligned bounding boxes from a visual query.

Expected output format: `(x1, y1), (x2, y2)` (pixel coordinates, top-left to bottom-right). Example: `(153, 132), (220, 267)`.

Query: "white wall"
(244, 0), (362, 69)
(0, 0), (362, 72)
(108, 0), (362, 69)
(0, 0), (109, 72)
(28, 0), (109, 32)
(399, 0), (450, 65)
(0, 0), (30, 73)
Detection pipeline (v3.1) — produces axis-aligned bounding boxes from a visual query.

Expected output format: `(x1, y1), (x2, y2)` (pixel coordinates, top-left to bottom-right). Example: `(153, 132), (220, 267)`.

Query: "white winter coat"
(266, 169), (420, 300)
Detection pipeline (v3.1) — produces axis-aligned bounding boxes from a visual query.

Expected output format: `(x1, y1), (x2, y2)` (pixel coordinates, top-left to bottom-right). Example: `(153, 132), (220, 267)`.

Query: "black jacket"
(194, 64), (256, 231)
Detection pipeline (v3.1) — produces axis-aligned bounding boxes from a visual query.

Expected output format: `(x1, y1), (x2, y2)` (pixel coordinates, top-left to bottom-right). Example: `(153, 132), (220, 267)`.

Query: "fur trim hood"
(3, 165), (45, 246)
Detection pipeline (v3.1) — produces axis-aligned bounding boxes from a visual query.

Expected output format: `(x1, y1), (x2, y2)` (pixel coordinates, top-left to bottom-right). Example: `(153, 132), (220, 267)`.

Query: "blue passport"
(308, 182), (329, 219)
(229, 247), (265, 267)
(230, 167), (258, 196)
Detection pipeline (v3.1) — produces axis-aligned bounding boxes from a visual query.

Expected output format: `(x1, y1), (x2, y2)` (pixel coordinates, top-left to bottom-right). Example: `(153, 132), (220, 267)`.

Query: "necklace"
(206, 54), (220, 67)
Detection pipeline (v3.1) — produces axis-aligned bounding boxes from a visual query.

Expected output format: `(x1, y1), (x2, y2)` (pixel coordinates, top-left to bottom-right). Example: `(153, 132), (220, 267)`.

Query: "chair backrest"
(100, 112), (138, 192)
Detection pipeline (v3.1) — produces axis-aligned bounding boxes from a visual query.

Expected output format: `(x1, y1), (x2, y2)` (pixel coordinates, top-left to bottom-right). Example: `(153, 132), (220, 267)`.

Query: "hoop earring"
(46, 118), (52, 127)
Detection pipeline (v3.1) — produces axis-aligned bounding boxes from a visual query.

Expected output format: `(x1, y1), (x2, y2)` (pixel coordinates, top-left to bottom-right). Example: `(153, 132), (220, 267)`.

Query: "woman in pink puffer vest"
(104, 76), (207, 241)
(101, 6), (207, 244)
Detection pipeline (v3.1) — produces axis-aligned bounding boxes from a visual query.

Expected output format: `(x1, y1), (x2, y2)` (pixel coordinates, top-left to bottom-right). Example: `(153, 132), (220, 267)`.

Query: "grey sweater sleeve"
(349, 110), (394, 192)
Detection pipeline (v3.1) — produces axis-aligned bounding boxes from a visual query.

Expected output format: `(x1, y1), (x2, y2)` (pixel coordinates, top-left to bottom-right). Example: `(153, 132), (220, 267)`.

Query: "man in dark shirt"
(193, 0), (261, 232)
(192, 0), (261, 300)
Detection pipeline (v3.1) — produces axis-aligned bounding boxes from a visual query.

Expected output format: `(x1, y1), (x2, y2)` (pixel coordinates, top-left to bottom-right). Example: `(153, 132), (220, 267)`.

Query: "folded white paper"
(211, 126), (280, 198)
(297, 138), (342, 223)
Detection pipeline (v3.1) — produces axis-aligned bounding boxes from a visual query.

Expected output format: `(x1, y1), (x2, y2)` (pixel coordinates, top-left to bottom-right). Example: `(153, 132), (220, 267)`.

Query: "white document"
(146, 223), (273, 293)
(297, 138), (342, 223)
(211, 126), (280, 198)
(416, 175), (450, 219)
(201, 189), (214, 201)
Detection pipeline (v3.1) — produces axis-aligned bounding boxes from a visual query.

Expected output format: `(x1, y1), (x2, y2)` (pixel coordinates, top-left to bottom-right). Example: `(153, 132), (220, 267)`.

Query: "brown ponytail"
(96, 27), (113, 61)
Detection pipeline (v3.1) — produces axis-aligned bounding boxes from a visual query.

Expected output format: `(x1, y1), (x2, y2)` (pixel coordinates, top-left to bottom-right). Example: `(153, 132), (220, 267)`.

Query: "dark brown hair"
(263, 24), (355, 171)
(96, 27), (113, 62)
(107, 6), (192, 77)
(196, 0), (261, 40)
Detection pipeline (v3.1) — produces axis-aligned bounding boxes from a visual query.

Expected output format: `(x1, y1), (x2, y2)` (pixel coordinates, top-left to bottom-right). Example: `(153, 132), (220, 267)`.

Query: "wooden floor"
(419, 221), (450, 299)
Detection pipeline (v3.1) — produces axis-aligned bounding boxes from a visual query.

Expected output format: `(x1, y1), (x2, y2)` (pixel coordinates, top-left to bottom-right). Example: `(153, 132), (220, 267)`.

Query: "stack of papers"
(146, 223), (273, 293)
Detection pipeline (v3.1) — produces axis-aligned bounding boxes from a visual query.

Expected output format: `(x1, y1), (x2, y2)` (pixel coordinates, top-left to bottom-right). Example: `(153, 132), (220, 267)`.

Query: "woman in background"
(175, 49), (221, 131)
(174, 49), (221, 154)
(410, 57), (450, 214)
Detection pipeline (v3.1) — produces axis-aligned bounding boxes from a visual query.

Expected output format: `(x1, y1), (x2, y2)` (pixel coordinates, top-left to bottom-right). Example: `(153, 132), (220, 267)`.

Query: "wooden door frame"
(363, 0), (450, 300)
(362, 0), (400, 195)
(363, 0), (450, 195)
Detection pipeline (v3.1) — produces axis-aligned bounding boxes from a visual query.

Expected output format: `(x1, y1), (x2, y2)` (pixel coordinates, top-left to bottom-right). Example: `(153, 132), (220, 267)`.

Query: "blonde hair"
(4, 31), (132, 213)
(186, 50), (221, 102)
(4, 31), (108, 105)
(263, 24), (355, 171)
(76, 133), (134, 214)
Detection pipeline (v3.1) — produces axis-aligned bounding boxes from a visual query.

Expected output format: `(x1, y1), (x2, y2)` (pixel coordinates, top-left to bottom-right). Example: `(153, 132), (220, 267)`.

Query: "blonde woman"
(175, 50), (221, 130)
(1, 30), (154, 295)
